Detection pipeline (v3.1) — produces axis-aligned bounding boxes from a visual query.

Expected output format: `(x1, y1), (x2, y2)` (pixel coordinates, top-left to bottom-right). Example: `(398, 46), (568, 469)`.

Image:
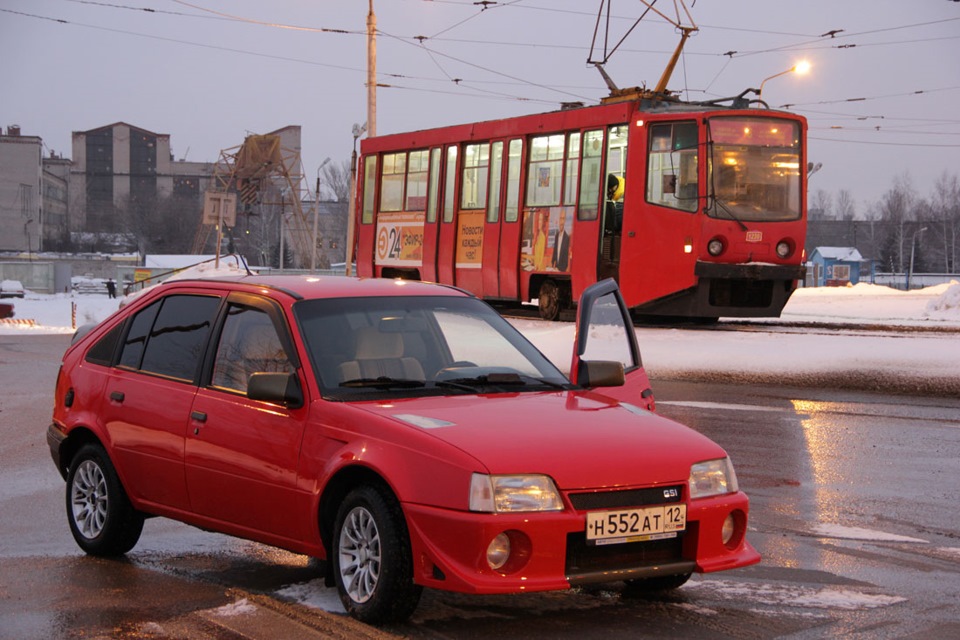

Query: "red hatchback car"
(47, 275), (759, 623)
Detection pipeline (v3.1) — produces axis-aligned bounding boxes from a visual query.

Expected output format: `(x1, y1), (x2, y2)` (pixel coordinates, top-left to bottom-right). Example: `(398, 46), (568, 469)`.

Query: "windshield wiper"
(340, 377), (426, 389)
(436, 372), (568, 391)
(711, 196), (749, 231)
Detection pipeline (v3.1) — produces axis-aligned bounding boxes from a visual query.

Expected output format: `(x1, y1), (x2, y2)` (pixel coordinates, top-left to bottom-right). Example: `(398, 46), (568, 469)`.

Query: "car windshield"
(706, 116), (802, 222)
(294, 295), (570, 400)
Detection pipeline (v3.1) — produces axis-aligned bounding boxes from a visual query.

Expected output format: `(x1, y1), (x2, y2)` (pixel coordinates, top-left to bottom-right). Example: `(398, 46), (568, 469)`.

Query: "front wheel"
(66, 443), (144, 556)
(332, 485), (422, 624)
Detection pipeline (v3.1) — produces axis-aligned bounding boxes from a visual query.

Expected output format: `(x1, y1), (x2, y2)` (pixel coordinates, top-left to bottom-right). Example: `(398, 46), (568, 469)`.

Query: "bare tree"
(321, 159), (353, 202)
(836, 189), (856, 221)
(877, 173), (917, 272)
(810, 189), (833, 219)
(930, 172), (960, 273)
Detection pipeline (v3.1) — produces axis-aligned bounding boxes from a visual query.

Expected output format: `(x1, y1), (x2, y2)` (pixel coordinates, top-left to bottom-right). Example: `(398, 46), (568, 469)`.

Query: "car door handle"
(190, 411), (207, 423)
(110, 391), (125, 403)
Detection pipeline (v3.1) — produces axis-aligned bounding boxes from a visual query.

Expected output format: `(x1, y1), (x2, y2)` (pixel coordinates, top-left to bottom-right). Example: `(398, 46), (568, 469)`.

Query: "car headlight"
(469, 473), (564, 513)
(688, 458), (739, 499)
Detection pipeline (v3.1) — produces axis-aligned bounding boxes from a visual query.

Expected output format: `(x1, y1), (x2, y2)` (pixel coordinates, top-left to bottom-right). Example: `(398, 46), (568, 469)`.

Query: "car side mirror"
(247, 372), (304, 409)
(576, 360), (625, 388)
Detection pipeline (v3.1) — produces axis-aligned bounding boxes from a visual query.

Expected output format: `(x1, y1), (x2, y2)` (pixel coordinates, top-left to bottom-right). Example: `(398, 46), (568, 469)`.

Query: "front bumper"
(402, 490), (759, 594)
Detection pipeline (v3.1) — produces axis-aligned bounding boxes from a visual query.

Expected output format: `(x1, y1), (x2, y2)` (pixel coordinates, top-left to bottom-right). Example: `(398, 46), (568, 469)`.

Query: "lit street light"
(758, 60), (811, 99)
(907, 226), (928, 290)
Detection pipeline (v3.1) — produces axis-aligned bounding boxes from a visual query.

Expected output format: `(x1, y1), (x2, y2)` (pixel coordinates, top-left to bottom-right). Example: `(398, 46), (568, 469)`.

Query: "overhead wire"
(10, 0), (960, 124)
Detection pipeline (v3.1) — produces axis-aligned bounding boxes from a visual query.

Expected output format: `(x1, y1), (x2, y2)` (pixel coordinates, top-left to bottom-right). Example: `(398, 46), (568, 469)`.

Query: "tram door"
(481, 139), (523, 300)
(436, 145), (459, 286)
(498, 139), (524, 300)
(420, 147), (443, 283)
(599, 125), (629, 283)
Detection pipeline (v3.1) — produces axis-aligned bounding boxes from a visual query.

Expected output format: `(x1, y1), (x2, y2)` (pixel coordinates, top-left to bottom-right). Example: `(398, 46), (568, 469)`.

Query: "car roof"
(158, 274), (473, 301)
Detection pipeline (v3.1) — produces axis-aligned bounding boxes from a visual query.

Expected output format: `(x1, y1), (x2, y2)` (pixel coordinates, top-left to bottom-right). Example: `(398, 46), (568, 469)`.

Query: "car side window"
(85, 323), (124, 366)
(139, 295), (221, 381)
(118, 300), (161, 369)
(211, 305), (295, 394)
(117, 295), (220, 382)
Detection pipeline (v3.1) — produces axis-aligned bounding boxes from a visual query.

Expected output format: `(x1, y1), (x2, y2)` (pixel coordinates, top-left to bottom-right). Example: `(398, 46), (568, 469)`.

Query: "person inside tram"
(605, 173), (624, 234)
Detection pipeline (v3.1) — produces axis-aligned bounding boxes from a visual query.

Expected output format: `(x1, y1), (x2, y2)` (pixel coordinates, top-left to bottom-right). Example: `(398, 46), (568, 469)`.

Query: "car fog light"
(487, 533), (511, 570)
(707, 238), (725, 257)
(721, 514), (736, 545)
(776, 241), (792, 258)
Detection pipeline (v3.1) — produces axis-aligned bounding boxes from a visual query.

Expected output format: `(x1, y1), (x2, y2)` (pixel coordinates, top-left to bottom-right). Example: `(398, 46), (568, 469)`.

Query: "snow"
(275, 579), (346, 615)
(2, 276), (959, 392)
(211, 598), (258, 617)
(811, 523), (929, 544)
(682, 578), (906, 611)
(811, 247), (863, 261)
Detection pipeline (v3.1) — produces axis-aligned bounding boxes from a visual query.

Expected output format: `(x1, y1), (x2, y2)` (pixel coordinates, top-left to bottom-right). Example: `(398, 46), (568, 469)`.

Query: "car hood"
(356, 391), (727, 490)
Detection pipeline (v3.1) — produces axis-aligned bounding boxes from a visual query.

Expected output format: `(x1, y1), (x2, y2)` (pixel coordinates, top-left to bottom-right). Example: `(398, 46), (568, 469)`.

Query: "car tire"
(66, 443), (144, 556)
(332, 484), (423, 624)
(625, 572), (692, 592)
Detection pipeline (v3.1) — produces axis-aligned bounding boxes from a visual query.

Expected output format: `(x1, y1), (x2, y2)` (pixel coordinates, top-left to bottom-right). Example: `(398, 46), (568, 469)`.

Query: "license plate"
(585, 504), (686, 546)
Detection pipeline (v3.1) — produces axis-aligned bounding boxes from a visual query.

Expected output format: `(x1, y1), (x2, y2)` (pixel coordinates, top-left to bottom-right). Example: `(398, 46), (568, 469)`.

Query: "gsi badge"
(664, 488), (678, 499)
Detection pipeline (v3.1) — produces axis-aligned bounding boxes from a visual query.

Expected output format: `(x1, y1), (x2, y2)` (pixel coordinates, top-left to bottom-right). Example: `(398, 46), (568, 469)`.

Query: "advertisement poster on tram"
(521, 206), (573, 272)
(455, 210), (485, 269)
(375, 211), (424, 267)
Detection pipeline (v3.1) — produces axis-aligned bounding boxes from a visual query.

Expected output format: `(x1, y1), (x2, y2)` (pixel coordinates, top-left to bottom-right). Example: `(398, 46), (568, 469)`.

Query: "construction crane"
(193, 132), (324, 269)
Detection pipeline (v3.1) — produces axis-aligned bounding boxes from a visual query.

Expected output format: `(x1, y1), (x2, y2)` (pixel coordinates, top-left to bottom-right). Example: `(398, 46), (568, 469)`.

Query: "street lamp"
(758, 60), (811, 100)
(907, 226), (928, 290)
(312, 157), (331, 273)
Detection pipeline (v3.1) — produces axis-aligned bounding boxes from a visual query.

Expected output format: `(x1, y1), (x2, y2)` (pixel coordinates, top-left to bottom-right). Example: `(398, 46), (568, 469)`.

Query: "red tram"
(354, 96), (807, 320)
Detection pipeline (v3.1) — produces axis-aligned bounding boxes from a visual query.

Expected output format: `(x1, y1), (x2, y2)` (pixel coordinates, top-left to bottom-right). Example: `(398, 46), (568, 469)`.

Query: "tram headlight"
(707, 238), (725, 257)
(776, 240), (793, 258)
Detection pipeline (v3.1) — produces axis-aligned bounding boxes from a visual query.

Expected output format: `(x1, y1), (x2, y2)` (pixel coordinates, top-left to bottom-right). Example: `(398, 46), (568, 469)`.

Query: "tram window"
(607, 126), (628, 180)
(564, 132), (581, 206)
(505, 139), (522, 223)
(443, 146), (457, 222)
(487, 141), (504, 223)
(578, 129), (604, 221)
(405, 150), (429, 211)
(526, 134), (564, 207)
(647, 122), (698, 213)
(362, 156), (377, 224)
(461, 143), (490, 210)
(426, 148), (441, 223)
(381, 152), (406, 212)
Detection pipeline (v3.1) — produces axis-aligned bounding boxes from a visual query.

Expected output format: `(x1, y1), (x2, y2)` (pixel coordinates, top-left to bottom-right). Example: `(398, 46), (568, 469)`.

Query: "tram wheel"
(538, 280), (561, 321)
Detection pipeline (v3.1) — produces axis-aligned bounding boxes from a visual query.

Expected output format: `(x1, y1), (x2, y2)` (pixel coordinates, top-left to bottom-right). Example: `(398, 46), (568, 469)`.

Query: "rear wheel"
(66, 443), (144, 556)
(332, 485), (422, 624)
(538, 279), (561, 321)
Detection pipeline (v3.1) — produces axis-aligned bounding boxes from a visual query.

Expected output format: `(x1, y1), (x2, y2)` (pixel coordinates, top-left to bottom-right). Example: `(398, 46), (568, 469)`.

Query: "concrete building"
(0, 125), (43, 252)
(69, 122), (214, 236)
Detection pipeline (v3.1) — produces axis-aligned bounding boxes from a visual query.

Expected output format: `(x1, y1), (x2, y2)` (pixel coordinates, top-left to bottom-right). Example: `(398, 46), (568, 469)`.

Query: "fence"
(871, 273), (959, 290)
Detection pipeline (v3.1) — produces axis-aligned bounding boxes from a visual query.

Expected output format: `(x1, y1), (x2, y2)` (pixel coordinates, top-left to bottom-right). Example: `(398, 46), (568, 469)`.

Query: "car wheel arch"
(318, 465), (398, 553)
(59, 426), (105, 477)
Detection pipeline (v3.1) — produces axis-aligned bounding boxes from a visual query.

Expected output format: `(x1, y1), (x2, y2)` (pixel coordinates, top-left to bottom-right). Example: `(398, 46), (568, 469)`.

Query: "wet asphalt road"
(1, 334), (959, 639)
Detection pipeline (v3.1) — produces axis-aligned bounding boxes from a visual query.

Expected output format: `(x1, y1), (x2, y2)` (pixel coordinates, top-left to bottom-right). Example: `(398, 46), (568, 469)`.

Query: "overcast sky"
(2, 0), (958, 212)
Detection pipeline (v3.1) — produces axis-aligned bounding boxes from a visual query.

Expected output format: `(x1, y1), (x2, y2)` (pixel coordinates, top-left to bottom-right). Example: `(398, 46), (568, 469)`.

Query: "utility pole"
(367, 0), (377, 137)
(312, 157), (331, 272)
(345, 123), (367, 277)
